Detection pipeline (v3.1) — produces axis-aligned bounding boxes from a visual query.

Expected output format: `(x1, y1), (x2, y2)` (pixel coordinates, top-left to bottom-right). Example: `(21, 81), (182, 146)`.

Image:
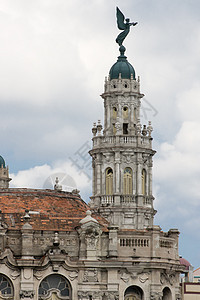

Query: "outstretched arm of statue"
(130, 22), (138, 26)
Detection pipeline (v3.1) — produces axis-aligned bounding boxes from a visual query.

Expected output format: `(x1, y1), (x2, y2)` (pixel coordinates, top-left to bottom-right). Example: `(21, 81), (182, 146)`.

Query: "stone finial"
(22, 209), (32, 229)
(97, 120), (102, 136)
(79, 210), (98, 225)
(136, 119), (142, 135)
(23, 209), (30, 222)
(53, 232), (60, 247)
(147, 121), (153, 137)
(54, 177), (62, 191)
(72, 189), (80, 195)
(92, 122), (97, 137)
(142, 125), (147, 136)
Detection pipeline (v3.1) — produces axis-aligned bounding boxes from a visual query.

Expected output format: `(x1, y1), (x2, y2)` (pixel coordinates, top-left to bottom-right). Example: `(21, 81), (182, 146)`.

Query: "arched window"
(113, 107), (117, 119)
(124, 285), (143, 300)
(123, 168), (132, 194)
(38, 274), (71, 299)
(123, 106), (128, 119)
(162, 287), (172, 300)
(0, 274), (14, 298)
(106, 168), (113, 195)
(141, 169), (146, 195)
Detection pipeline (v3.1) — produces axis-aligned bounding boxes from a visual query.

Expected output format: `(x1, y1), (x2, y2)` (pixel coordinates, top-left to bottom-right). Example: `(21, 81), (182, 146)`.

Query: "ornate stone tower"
(89, 45), (156, 230)
(0, 155), (11, 188)
(87, 13), (183, 299)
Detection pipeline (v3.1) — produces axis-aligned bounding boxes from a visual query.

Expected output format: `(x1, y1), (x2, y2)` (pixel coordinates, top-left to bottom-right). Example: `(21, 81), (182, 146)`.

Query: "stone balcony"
(90, 194), (154, 207)
(92, 134), (153, 150)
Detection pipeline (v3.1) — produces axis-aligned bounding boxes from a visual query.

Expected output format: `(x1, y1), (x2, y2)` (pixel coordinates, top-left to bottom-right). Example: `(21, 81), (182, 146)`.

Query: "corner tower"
(89, 45), (156, 230)
(0, 155), (11, 189)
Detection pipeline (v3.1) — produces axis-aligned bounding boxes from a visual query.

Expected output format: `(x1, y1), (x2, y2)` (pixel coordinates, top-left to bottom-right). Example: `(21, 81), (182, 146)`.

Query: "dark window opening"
(38, 274), (71, 298)
(0, 274), (13, 296)
(123, 123), (128, 134)
(107, 168), (113, 175)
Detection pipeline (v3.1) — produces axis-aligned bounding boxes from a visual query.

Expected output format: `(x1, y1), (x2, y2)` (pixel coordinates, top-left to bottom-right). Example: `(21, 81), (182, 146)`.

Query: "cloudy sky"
(0, 0), (200, 269)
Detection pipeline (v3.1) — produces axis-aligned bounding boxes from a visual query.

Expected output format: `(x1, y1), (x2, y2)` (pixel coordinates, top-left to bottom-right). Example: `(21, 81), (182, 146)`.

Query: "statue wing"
(116, 7), (126, 30)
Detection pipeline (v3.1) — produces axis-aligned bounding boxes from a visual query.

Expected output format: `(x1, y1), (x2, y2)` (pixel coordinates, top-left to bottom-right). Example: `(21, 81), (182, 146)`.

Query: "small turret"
(0, 155), (11, 189)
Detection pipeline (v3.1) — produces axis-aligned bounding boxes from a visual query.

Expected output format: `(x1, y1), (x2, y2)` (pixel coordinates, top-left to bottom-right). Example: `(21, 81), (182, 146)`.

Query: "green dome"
(0, 156), (5, 168)
(109, 46), (136, 80)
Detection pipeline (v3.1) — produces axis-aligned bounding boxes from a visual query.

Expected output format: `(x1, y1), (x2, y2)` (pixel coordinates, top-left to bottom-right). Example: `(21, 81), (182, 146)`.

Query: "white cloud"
(10, 160), (91, 199)
(0, 0), (200, 268)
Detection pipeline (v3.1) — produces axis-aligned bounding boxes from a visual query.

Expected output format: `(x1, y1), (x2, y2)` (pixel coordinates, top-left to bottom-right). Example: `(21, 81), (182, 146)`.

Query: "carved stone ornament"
(176, 293), (181, 300)
(150, 292), (163, 300)
(10, 270), (20, 280)
(85, 227), (100, 250)
(0, 248), (16, 265)
(142, 153), (149, 164)
(78, 291), (119, 300)
(120, 269), (148, 283)
(23, 268), (32, 280)
(104, 291), (119, 300)
(103, 153), (113, 163)
(69, 270), (78, 281)
(139, 273), (149, 283)
(20, 290), (35, 298)
(33, 270), (43, 280)
(120, 271), (130, 283)
(78, 291), (103, 300)
(160, 271), (176, 286)
(52, 263), (60, 272)
(122, 154), (134, 163)
(83, 268), (98, 282)
(115, 121), (121, 133)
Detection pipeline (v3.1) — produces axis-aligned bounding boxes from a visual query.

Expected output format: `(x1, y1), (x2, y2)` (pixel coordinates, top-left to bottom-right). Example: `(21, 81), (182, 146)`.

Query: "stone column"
(107, 101), (111, 134)
(115, 152), (120, 194)
(21, 228), (33, 258)
(20, 212), (35, 299)
(20, 268), (35, 299)
(104, 101), (107, 131)
(96, 154), (101, 195)
(108, 226), (118, 257)
(149, 225), (161, 258)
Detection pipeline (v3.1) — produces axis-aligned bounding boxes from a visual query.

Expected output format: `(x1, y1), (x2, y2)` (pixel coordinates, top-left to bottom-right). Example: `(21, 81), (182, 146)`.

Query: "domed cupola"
(0, 155), (6, 169)
(109, 45), (136, 80)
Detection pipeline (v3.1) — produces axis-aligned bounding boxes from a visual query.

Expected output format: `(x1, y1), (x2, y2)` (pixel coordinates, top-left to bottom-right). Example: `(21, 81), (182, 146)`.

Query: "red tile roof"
(0, 189), (108, 231)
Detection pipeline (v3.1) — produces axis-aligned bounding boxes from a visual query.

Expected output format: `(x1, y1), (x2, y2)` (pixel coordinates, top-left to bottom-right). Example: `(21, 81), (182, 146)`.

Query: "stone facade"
(0, 29), (186, 300)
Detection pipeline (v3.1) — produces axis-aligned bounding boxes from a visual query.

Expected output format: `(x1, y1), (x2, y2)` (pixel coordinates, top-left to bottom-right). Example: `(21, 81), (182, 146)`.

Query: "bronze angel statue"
(116, 7), (137, 46)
